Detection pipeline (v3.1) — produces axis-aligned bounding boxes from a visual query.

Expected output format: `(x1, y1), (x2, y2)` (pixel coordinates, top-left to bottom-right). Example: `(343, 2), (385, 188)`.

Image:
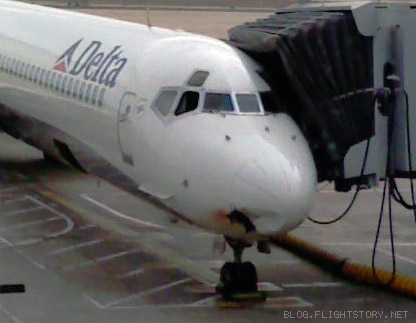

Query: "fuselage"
(0, 0), (317, 239)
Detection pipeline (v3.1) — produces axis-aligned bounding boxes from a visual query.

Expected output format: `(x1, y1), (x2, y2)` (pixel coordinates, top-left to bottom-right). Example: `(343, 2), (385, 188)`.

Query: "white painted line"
(282, 282), (343, 288)
(188, 295), (218, 307)
(258, 282), (283, 291)
(0, 196), (28, 205)
(108, 304), (194, 310)
(81, 194), (164, 229)
(116, 268), (145, 279)
(377, 248), (416, 266)
(0, 236), (46, 271)
(47, 239), (103, 256)
(0, 301), (23, 323)
(322, 242), (416, 246)
(84, 294), (105, 310)
(79, 224), (97, 231)
(104, 278), (192, 307)
(0, 206), (43, 217)
(63, 249), (140, 271)
(26, 195), (74, 239)
(0, 217), (61, 231)
(32, 260), (46, 270)
(263, 296), (313, 309)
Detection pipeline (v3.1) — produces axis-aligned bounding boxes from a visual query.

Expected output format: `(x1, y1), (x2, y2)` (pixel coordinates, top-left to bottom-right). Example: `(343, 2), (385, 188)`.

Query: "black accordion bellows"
(228, 11), (374, 182)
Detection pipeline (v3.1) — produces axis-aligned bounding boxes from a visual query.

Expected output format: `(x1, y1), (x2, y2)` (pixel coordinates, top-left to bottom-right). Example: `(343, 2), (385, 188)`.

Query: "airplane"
(0, 0), (317, 298)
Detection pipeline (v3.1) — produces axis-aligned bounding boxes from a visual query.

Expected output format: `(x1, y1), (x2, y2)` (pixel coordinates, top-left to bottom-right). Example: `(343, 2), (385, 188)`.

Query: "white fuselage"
(0, 0), (317, 239)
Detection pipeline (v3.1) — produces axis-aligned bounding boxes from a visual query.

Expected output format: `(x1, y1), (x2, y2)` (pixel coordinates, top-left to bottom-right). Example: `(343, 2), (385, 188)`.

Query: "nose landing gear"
(215, 211), (267, 301)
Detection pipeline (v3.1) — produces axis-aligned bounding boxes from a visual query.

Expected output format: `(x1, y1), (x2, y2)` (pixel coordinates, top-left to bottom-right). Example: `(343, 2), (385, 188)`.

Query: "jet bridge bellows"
(229, 11), (374, 184)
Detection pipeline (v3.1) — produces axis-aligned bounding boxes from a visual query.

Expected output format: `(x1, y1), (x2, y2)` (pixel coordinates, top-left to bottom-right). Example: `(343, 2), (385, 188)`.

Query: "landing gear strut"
(215, 210), (267, 301)
(216, 237), (266, 301)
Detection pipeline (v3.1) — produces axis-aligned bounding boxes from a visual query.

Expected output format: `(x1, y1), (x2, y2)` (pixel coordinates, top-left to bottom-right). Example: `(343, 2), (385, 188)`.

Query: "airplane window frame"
(73, 80), (80, 98)
(55, 74), (62, 92)
(39, 69), (45, 86)
(153, 89), (179, 117)
(1, 56), (7, 72)
(67, 78), (74, 96)
(29, 65), (35, 81)
(50, 72), (56, 89)
(186, 70), (210, 87)
(203, 92), (235, 113)
(61, 75), (68, 94)
(235, 93), (263, 114)
(98, 88), (106, 107)
(79, 82), (86, 100)
(85, 83), (92, 103)
(34, 67), (40, 84)
(16, 61), (21, 77)
(10, 59), (16, 75)
(91, 85), (99, 105)
(174, 90), (200, 116)
(24, 64), (30, 80)
(44, 71), (51, 88)
(14, 60), (19, 77)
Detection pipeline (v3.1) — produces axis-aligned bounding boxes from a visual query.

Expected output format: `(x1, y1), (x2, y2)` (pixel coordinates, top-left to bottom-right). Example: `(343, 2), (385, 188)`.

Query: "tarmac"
(0, 3), (415, 323)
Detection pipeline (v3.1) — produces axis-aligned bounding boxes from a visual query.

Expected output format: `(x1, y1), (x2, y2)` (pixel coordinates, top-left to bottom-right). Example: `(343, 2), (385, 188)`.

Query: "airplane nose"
(229, 146), (316, 235)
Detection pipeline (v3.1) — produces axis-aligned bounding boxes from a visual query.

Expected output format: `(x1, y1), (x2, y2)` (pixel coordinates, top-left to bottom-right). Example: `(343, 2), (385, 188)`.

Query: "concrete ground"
(0, 3), (415, 323)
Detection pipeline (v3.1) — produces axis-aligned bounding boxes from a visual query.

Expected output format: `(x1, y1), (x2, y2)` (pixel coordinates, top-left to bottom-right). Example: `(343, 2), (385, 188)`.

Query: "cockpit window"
(175, 91), (199, 116)
(260, 91), (284, 113)
(203, 93), (234, 112)
(187, 71), (209, 87)
(236, 94), (261, 113)
(154, 90), (178, 116)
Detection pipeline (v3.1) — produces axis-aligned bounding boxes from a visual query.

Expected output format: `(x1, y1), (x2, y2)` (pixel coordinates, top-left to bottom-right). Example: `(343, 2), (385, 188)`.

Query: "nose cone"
(229, 131), (317, 235)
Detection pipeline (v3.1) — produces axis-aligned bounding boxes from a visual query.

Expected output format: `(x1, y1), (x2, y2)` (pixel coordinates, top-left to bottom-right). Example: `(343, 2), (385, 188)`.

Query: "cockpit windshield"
(203, 93), (234, 112)
(236, 94), (261, 113)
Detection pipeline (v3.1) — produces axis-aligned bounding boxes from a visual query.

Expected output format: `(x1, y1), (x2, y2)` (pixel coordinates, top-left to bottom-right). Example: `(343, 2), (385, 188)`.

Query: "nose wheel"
(216, 237), (266, 301)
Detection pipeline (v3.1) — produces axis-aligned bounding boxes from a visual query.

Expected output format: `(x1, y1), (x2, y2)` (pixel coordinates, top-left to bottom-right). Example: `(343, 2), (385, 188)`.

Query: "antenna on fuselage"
(146, 7), (152, 28)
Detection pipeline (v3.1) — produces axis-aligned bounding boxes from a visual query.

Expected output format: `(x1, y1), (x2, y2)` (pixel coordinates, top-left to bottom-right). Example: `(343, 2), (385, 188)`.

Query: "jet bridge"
(229, 1), (416, 191)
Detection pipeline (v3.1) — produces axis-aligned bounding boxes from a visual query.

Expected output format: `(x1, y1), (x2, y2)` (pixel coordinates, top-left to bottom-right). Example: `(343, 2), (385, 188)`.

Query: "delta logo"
(53, 39), (128, 88)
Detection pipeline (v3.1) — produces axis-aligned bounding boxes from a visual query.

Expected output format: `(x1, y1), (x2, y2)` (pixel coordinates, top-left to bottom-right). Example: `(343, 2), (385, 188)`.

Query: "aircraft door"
(117, 92), (143, 166)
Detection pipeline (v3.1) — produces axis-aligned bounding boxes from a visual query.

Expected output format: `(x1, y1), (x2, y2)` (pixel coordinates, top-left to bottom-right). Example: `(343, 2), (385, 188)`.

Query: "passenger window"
(50, 72), (56, 88)
(203, 93), (234, 112)
(67, 78), (74, 96)
(15, 61), (21, 77)
(91, 86), (99, 105)
(79, 82), (86, 100)
(55, 74), (62, 91)
(236, 94), (261, 113)
(29, 65), (35, 81)
(34, 67), (40, 83)
(175, 91), (199, 116)
(10, 59), (16, 75)
(24, 64), (30, 80)
(5, 58), (10, 74)
(98, 88), (106, 107)
(154, 90), (177, 116)
(44, 71), (51, 87)
(39, 69), (45, 85)
(73, 80), (80, 97)
(187, 71), (209, 87)
(85, 84), (92, 102)
(61, 76), (68, 93)
(1, 56), (6, 72)
(13, 61), (19, 76)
